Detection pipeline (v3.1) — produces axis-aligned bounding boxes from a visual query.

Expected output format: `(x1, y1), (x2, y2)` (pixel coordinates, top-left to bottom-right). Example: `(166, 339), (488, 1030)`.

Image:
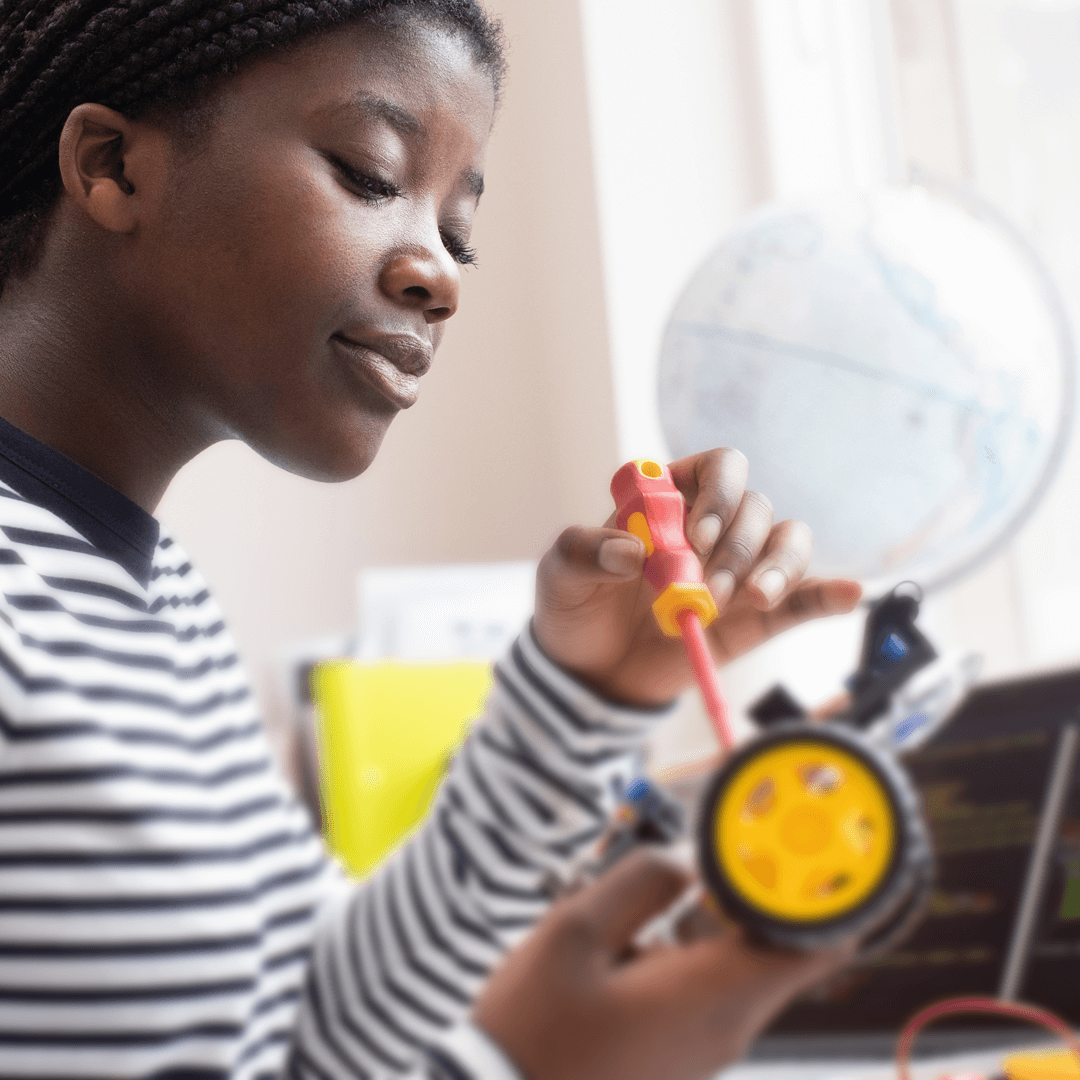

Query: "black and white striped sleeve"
(290, 625), (674, 1079)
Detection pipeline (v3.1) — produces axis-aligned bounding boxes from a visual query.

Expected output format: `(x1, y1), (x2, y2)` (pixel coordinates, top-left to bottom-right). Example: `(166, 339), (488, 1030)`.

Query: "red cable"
(895, 996), (1080, 1080)
(677, 609), (734, 753)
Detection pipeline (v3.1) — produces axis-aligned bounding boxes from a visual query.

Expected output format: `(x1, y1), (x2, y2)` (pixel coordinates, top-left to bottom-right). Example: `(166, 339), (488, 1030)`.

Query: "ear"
(57, 103), (163, 235)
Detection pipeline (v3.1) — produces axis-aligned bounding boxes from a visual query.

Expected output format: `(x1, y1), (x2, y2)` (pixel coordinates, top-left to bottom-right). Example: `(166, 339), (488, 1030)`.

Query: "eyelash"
(333, 157), (479, 268)
(333, 157), (402, 203)
(441, 232), (478, 267)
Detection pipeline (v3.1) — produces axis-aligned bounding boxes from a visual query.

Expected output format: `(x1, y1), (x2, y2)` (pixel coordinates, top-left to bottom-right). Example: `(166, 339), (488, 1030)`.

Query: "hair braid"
(0, 0), (505, 293)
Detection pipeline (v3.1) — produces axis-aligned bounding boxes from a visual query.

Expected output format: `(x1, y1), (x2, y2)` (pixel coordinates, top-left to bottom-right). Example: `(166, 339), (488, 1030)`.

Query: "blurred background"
(156, 0), (1080, 775)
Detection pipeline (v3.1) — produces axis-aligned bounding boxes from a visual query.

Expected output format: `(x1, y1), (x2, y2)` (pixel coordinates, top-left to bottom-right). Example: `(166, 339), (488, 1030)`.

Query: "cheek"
(430, 321), (447, 353)
(156, 162), (375, 365)
(209, 194), (342, 332)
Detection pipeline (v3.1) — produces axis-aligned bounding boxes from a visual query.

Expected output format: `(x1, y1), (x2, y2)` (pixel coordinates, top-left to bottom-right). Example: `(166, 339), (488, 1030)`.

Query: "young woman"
(0, 3), (862, 1078)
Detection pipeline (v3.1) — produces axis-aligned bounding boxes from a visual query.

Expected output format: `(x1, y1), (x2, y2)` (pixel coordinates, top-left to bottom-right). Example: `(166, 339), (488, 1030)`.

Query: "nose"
(379, 245), (460, 324)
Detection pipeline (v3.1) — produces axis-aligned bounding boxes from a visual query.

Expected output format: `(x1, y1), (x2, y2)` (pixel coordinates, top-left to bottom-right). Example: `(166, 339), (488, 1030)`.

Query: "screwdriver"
(610, 459), (735, 752)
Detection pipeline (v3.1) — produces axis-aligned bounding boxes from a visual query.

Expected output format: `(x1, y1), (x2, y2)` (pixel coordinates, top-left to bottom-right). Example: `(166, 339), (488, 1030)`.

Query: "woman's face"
(126, 22), (496, 481)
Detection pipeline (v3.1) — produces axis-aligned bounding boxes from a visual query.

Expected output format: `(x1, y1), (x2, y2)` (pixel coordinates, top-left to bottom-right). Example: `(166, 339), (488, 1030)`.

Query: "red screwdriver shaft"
(677, 609), (734, 753)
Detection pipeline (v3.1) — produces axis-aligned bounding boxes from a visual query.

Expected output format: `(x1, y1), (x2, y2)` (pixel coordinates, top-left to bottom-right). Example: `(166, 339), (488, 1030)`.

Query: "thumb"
(574, 850), (692, 954)
(537, 525), (646, 605)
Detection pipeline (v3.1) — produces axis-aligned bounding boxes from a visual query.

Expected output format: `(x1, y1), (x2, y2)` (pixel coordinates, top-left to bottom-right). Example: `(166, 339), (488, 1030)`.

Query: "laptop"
(750, 666), (1080, 1060)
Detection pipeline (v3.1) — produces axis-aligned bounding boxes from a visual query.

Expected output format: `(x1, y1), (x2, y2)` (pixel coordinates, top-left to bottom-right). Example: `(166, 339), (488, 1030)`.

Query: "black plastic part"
(749, 684), (808, 727)
(840, 584), (938, 729)
(696, 722), (934, 953)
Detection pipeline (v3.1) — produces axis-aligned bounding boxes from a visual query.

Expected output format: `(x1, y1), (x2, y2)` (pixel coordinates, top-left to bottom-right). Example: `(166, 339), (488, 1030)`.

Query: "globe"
(658, 180), (1075, 595)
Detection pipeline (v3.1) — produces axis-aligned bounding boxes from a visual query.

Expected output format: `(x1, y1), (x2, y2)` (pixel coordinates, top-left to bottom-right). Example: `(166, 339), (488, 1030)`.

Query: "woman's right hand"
(473, 851), (854, 1080)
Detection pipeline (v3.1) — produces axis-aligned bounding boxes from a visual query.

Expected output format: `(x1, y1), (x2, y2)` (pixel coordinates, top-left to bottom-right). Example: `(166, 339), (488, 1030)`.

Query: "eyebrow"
(346, 94), (485, 201)
(350, 93), (421, 135)
(465, 170), (485, 200)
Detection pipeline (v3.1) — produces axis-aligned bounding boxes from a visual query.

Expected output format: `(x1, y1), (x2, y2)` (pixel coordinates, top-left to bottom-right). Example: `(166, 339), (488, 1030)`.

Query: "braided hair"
(0, 0), (505, 294)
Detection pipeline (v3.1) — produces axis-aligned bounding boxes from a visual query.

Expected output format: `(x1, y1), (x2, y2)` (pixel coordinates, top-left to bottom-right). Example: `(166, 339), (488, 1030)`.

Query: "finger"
(624, 924), (854, 1003)
(669, 449), (749, 558)
(675, 900), (728, 943)
(708, 933), (857, 1002)
(742, 518), (813, 611)
(575, 850), (692, 953)
(702, 490), (774, 610)
(809, 690), (852, 720)
(538, 525), (646, 599)
(761, 578), (863, 636)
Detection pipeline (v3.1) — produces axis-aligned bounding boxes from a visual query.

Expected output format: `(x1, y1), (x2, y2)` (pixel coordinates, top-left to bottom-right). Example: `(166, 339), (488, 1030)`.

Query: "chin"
(251, 425), (390, 484)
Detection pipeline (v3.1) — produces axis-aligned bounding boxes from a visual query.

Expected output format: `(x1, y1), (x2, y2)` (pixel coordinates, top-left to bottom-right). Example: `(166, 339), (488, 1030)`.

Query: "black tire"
(853, 838), (935, 961)
(696, 722), (933, 952)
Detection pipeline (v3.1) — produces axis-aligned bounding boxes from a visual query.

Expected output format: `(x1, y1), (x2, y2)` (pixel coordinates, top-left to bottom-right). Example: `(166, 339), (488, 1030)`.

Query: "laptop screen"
(757, 666), (1080, 1050)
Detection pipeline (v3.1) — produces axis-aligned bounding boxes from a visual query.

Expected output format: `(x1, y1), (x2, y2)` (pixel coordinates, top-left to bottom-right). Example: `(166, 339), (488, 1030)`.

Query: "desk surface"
(717, 1042), (1055, 1080)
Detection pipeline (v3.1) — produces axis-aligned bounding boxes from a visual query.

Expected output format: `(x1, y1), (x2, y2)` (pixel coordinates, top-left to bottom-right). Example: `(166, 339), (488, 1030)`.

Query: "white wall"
(574, 0), (1080, 768)
(952, 0), (1080, 672)
(578, 0), (764, 463)
(576, 0), (896, 763)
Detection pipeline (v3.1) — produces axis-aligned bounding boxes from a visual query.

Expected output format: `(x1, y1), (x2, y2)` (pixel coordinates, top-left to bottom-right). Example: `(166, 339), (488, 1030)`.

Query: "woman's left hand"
(532, 448), (862, 707)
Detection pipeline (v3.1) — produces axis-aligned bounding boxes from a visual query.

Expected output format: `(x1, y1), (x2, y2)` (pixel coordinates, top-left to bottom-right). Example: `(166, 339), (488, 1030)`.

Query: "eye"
(440, 229), (478, 267)
(330, 156), (402, 204)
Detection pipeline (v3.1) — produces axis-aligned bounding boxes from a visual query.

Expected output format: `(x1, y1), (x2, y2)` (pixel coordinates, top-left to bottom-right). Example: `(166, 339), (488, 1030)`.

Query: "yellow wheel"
(698, 723), (932, 951)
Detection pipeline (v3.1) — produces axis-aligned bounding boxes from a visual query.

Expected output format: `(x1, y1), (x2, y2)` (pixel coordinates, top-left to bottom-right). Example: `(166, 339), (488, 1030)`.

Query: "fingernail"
(692, 514), (722, 556)
(708, 570), (736, 608)
(754, 568), (787, 606)
(599, 537), (641, 576)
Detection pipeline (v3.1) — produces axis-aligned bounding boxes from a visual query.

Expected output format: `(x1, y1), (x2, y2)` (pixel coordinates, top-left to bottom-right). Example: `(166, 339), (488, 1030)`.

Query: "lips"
(331, 333), (433, 410)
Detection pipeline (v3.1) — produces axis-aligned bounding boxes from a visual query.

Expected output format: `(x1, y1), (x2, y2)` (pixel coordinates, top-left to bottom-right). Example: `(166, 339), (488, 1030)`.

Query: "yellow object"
(652, 581), (718, 637)
(635, 458), (664, 478)
(312, 660), (492, 878)
(714, 741), (896, 921)
(626, 511), (655, 556)
(1005, 1050), (1080, 1080)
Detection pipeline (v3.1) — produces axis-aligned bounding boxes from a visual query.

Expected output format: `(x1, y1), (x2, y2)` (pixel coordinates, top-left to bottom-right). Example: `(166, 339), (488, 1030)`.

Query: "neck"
(0, 261), (218, 515)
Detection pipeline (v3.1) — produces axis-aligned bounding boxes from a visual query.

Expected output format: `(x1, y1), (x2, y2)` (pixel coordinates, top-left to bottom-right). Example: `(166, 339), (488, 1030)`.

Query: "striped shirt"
(0, 416), (666, 1080)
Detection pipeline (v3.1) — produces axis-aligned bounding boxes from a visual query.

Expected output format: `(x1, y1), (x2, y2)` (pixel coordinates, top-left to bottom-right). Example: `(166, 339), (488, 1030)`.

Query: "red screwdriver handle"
(611, 458), (733, 750)
(610, 459), (718, 638)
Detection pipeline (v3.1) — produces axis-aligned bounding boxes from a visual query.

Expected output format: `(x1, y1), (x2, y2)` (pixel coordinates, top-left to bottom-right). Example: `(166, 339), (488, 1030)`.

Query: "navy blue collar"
(0, 415), (159, 588)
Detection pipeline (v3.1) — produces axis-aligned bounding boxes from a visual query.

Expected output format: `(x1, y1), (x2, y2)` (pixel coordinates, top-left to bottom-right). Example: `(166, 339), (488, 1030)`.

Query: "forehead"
(221, 22), (496, 149)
